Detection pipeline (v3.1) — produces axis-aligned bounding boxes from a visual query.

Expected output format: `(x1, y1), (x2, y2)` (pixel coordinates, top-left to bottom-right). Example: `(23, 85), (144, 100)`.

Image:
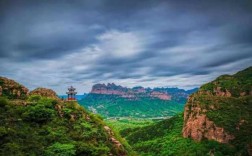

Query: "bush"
(22, 105), (54, 123)
(28, 95), (41, 102)
(44, 142), (76, 156)
(0, 127), (7, 138)
(0, 97), (8, 107)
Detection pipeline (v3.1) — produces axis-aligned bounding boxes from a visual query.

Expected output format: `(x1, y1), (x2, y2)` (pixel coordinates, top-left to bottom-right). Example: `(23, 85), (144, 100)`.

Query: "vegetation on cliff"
(183, 66), (252, 155)
(0, 77), (134, 156)
(0, 77), (29, 100)
(118, 67), (252, 156)
(121, 114), (235, 156)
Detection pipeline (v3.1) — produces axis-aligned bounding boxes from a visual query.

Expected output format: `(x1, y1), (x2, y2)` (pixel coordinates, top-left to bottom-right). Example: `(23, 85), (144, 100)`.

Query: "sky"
(0, 0), (252, 94)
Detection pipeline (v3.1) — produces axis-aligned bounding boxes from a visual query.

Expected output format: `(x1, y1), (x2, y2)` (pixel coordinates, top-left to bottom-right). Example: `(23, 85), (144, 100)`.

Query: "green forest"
(0, 95), (134, 156)
(79, 94), (184, 118)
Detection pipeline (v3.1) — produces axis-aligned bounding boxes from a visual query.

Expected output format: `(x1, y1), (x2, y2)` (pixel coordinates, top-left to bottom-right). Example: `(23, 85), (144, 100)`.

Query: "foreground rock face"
(0, 76), (29, 99)
(183, 67), (252, 149)
(183, 95), (234, 143)
(29, 87), (59, 99)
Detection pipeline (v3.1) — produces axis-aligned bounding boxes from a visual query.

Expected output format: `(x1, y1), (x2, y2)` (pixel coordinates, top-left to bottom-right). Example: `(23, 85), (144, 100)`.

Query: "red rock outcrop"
(0, 76), (29, 99)
(213, 87), (232, 97)
(90, 83), (172, 100)
(29, 87), (59, 99)
(183, 94), (235, 143)
(150, 91), (171, 100)
(103, 126), (125, 153)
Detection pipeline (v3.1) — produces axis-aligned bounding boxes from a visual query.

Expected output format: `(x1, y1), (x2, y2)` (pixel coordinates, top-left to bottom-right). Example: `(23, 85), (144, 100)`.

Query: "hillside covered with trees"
(0, 77), (134, 156)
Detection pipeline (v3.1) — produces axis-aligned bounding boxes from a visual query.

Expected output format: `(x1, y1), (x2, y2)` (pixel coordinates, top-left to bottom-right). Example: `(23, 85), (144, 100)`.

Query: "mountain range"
(79, 84), (197, 118)
(90, 83), (197, 103)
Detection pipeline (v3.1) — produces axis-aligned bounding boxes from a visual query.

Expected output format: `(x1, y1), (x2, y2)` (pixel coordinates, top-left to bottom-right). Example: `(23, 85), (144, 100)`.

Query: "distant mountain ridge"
(90, 83), (197, 102)
(79, 83), (198, 118)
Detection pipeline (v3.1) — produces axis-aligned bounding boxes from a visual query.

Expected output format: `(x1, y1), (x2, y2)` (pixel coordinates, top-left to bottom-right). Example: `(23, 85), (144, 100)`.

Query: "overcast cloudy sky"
(0, 0), (252, 94)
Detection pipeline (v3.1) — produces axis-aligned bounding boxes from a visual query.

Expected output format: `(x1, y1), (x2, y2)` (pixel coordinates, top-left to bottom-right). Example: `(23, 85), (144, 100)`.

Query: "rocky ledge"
(0, 76), (29, 99)
(29, 87), (60, 99)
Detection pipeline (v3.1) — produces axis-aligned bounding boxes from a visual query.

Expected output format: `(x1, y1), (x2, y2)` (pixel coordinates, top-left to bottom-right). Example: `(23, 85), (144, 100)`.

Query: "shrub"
(44, 142), (76, 156)
(0, 97), (8, 107)
(22, 105), (54, 123)
(28, 95), (41, 102)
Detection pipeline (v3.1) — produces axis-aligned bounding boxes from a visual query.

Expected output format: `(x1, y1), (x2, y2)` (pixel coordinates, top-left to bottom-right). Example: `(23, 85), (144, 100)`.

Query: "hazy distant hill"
(79, 83), (197, 118)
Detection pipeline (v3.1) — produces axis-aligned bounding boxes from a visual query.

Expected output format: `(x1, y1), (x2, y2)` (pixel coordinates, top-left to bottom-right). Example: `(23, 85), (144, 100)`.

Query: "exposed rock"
(103, 126), (123, 150)
(29, 87), (59, 99)
(55, 104), (64, 117)
(0, 76), (29, 99)
(213, 87), (232, 97)
(150, 91), (171, 100)
(91, 83), (173, 101)
(183, 113), (234, 143)
(110, 137), (122, 148)
(183, 95), (235, 143)
(183, 67), (252, 145)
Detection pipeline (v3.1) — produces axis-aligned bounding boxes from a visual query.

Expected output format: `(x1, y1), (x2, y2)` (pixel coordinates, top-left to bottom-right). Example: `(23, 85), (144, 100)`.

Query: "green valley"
(79, 94), (184, 118)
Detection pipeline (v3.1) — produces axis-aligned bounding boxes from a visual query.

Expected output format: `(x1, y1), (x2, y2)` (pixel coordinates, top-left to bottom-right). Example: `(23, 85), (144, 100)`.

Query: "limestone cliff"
(183, 67), (252, 154)
(0, 76), (29, 99)
(91, 83), (173, 101)
(183, 93), (234, 143)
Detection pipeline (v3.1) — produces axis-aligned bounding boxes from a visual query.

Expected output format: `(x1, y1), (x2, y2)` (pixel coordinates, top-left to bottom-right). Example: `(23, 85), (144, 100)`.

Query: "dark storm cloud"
(0, 0), (252, 93)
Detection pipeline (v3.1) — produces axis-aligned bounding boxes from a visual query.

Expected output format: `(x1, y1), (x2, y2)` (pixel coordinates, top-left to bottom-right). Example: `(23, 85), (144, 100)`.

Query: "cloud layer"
(0, 0), (252, 94)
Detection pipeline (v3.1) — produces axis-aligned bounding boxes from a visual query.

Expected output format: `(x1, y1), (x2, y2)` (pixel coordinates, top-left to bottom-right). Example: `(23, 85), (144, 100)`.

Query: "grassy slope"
(0, 96), (135, 156)
(79, 94), (184, 118)
(105, 119), (154, 132)
(122, 114), (236, 156)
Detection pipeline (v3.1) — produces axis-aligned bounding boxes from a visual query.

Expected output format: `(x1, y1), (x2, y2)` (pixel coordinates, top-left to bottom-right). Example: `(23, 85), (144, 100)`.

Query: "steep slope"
(79, 83), (197, 118)
(121, 67), (252, 156)
(0, 77), (134, 156)
(183, 67), (252, 154)
(121, 114), (235, 156)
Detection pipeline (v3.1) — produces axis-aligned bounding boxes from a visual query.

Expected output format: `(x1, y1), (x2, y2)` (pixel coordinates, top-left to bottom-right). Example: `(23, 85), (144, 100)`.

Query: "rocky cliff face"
(29, 87), (59, 99)
(183, 67), (252, 154)
(90, 83), (193, 101)
(150, 91), (171, 100)
(183, 93), (234, 143)
(0, 76), (29, 99)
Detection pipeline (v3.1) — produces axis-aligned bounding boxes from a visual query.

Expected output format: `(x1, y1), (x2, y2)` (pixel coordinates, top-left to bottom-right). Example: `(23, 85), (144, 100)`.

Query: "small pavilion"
(66, 86), (77, 101)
